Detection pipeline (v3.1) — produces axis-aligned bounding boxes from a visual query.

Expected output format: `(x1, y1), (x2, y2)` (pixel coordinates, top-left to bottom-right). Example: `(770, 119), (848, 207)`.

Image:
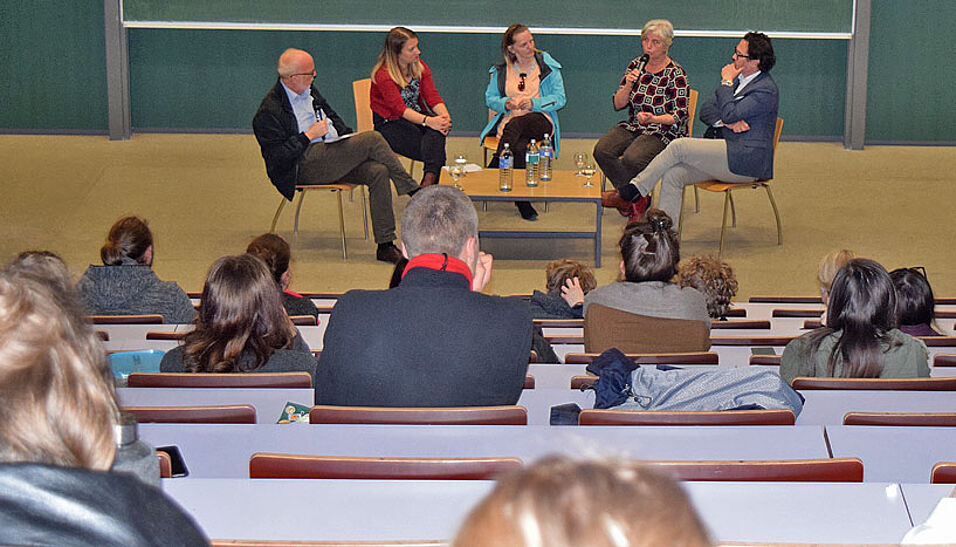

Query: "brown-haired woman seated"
(0, 271), (207, 545)
(76, 215), (195, 323)
(890, 267), (942, 337)
(246, 233), (319, 319)
(160, 254), (316, 377)
(780, 258), (929, 385)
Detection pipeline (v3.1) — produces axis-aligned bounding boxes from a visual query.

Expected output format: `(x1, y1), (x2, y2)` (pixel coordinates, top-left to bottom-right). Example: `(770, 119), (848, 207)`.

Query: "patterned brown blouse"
(616, 57), (690, 144)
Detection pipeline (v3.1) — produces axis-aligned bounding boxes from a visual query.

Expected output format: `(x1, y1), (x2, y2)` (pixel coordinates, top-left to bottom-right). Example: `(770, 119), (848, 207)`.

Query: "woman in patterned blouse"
(594, 19), (690, 220)
(370, 27), (452, 188)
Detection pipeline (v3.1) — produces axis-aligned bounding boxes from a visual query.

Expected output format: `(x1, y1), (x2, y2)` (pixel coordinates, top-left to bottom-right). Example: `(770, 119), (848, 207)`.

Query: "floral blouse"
(616, 58), (690, 144)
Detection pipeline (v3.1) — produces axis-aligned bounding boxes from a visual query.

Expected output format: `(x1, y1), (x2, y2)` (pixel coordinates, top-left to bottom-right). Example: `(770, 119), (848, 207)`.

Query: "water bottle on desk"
(539, 133), (553, 181)
(525, 139), (539, 187)
(499, 143), (514, 191)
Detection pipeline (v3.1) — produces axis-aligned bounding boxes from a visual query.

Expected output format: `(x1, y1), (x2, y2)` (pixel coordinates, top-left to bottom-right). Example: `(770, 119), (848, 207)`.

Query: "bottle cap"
(114, 411), (139, 446)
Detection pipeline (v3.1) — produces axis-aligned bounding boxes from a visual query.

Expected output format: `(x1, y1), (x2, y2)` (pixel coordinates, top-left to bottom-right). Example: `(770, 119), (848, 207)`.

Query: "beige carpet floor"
(1, 134), (953, 299)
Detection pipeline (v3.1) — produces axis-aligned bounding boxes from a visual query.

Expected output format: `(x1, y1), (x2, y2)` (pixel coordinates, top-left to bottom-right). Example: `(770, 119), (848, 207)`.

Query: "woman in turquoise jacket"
(480, 24), (567, 220)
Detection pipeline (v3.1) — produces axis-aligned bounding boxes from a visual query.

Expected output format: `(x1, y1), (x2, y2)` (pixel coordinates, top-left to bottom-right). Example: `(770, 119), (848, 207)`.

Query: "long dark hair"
(100, 216), (152, 266)
(619, 209), (680, 283)
(890, 267), (936, 329)
(183, 255), (296, 373)
(804, 258), (900, 378)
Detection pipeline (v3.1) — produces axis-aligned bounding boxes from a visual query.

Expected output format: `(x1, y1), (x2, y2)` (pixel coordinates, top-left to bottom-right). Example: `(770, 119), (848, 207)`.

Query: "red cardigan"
(370, 59), (444, 120)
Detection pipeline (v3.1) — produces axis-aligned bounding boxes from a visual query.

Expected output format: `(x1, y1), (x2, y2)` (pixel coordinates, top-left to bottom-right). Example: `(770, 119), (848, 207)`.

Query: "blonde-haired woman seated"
(0, 271), (206, 545)
(454, 456), (712, 547)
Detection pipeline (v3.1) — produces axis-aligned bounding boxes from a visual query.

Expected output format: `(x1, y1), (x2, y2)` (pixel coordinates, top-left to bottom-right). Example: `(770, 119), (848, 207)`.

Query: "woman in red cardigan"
(371, 27), (452, 187)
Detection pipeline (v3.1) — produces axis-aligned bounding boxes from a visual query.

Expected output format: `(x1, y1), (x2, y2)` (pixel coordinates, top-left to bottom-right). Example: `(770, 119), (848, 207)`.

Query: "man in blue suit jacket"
(607, 32), (779, 223)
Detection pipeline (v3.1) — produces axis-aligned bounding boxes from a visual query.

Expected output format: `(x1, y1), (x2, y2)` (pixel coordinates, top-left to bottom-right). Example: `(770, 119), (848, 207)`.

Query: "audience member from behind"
(585, 209), (709, 325)
(817, 249), (855, 303)
(529, 259), (597, 319)
(246, 233), (319, 319)
(779, 258), (929, 385)
(891, 267), (941, 337)
(160, 254), (316, 377)
(76, 216), (195, 323)
(6, 250), (73, 293)
(677, 255), (739, 320)
(0, 272), (207, 545)
(316, 186), (532, 407)
(453, 456), (713, 547)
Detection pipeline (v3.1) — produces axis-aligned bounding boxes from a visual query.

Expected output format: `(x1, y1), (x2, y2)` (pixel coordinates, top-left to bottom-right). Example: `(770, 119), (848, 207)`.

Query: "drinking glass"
(581, 163), (596, 187)
(449, 164), (465, 190)
(574, 153), (587, 176)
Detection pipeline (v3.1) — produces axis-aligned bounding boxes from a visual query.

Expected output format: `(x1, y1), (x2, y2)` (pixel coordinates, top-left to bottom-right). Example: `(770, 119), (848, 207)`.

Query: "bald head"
(277, 49), (315, 94)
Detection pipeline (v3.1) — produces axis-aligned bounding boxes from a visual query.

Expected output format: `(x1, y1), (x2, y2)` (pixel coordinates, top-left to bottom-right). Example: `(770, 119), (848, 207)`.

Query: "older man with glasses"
(253, 48), (421, 263)
(602, 32), (779, 225)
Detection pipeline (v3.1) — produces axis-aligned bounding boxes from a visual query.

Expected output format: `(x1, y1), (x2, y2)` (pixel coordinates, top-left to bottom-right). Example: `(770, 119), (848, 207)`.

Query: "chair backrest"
(772, 308), (823, 318)
(126, 372), (313, 388)
(584, 304), (710, 354)
(145, 331), (185, 341)
(791, 377), (956, 391)
(843, 412), (956, 426)
(289, 315), (318, 326)
(648, 458), (863, 482)
(710, 319), (771, 330)
(686, 89), (699, 135)
(532, 318), (584, 328)
(89, 314), (164, 324)
(578, 409), (795, 426)
(352, 78), (373, 132)
(710, 336), (795, 347)
(749, 354), (782, 366)
(523, 375), (535, 389)
(750, 296), (823, 304)
(922, 336), (956, 348)
(308, 405), (527, 425)
(564, 352), (719, 365)
(803, 319), (823, 329)
(123, 404), (256, 424)
(931, 462), (956, 484)
(157, 451), (172, 478)
(249, 453), (522, 480)
(934, 353), (956, 367)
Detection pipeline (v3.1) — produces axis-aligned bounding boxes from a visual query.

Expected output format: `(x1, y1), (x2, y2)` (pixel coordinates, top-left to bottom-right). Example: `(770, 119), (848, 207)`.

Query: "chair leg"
(718, 191), (731, 258)
(293, 190), (307, 234)
(694, 186), (700, 213)
(270, 198), (287, 233)
(728, 192), (737, 227)
(764, 185), (783, 245)
(336, 190), (348, 260)
(360, 186), (369, 240)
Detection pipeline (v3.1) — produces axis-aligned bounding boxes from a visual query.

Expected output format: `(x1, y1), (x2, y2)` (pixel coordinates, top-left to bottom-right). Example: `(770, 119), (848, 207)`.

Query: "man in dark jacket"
(315, 186), (532, 406)
(253, 48), (424, 263)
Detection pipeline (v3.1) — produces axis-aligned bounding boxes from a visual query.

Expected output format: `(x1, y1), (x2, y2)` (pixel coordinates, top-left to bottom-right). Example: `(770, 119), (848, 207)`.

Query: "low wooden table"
(452, 169), (603, 266)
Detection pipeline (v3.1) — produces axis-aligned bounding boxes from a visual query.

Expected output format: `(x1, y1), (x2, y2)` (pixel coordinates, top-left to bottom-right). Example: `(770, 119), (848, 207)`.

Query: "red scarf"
(402, 253), (473, 287)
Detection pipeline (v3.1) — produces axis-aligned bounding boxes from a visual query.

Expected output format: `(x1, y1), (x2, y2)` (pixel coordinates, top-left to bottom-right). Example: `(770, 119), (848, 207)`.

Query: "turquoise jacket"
(480, 51), (566, 155)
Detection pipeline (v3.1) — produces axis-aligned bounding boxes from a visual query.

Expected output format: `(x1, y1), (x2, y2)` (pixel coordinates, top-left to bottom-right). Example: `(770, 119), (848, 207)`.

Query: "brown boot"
(420, 171), (438, 187)
(601, 190), (633, 216)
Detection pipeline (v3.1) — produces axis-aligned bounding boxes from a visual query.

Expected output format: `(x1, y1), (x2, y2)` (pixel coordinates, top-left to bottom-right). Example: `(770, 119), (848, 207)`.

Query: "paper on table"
(324, 132), (355, 144)
(442, 163), (483, 173)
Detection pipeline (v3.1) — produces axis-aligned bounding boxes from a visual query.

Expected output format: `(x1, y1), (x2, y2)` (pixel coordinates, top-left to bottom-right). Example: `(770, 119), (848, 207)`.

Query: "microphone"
(631, 54), (649, 88)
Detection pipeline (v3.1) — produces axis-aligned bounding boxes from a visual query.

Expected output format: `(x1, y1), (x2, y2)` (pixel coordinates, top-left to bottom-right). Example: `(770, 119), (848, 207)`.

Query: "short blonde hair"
(545, 259), (597, 295)
(642, 19), (674, 48)
(817, 249), (856, 301)
(453, 457), (713, 547)
(0, 271), (118, 470)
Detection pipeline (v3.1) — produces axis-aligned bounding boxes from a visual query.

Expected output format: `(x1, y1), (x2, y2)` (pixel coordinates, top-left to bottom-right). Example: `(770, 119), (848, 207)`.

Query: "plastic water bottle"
(525, 139), (539, 187)
(499, 143), (514, 191)
(539, 133), (553, 181)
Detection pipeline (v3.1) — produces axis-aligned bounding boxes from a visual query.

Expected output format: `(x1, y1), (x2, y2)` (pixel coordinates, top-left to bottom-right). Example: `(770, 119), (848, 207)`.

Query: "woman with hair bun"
(76, 215), (195, 323)
(584, 209), (709, 325)
(246, 233), (319, 319)
(160, 254), (316, 377)
(779, 258), (929, 385)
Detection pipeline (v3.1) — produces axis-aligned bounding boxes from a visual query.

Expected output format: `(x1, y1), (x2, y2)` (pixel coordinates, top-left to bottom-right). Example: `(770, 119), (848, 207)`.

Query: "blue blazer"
(699, 72), (779, 180)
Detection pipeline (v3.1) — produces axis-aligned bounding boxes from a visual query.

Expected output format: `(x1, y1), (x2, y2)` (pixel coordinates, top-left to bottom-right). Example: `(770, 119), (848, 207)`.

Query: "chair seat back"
(123, 404), (256, 424)
(564, 352), (719, 365)
(578, 409), (795, 426)
(584, 304), (710, 354)
(647, 458), (863, 482)
(126, 372), (312, 388)
(90, 314), (164, 324)
(843, 412), (956, 426)
(791, 377), (956, 391)
(308, 405), (527, 425)
(249, 453), (522, 480)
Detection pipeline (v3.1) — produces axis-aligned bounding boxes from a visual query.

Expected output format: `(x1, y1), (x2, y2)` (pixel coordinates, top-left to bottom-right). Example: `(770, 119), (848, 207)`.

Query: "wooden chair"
(270, 183), (368, 260)
(564, 352), (719, 365)
(308, 405), (528, 425)
(710, 319), (771, 329)
(123, 404), (256, 424)
(146, 330), (185, 341)
(772, 308), (823, 318)
(931, 462), (956, 484)
(803, 319), (823, 329)
(289, 315), (318, 326)
(843, 412), (956, 426)
(126, 372), (312, 389)
(210, 541), (443, 547)
(157, 451), (172, 479)
(936, 310), (956, 319)
(578, 408), (795, 426)
(249, 453), (522, 480)
(679, 117), (784, 257)
(532, 318), (584, 328)
(921, 336), (956, 348)
(584, 304), (710, 354)
(750, 295), (823, 304)
(570, 375), (598, 390)
(749, 354), (781, 366)
(791, 377), (956, 391)
(89, 314), (164, 324)
(646, 457), (863, 482)
(353, 78), (418, 175)
(710, 336), (795, 347)
(523, 375), (535, 389)
(934, 353), (956, 367)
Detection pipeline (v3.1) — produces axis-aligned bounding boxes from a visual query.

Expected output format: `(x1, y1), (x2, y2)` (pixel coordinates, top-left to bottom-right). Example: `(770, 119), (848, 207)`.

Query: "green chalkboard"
(124, 0), (853, 34)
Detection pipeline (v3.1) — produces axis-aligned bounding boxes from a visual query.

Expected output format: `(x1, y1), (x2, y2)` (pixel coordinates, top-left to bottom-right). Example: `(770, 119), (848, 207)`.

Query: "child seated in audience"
(817, 249), (855, 303)
(453, 456), (712, 547)
(890, 267), (942, 337)
(677, 255), (738, 320)
(160, 254), (316, 377)
(246, 233), (319, 319)
(76, 215), (195, 323)
(529, 259), (597, 319)
(0, 270), (207, 545)
(779, 258), (929, 385)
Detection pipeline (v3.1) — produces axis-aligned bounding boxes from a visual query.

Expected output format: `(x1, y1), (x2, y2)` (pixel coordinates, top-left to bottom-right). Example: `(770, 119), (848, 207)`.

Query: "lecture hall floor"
(1, 134), (953, 298)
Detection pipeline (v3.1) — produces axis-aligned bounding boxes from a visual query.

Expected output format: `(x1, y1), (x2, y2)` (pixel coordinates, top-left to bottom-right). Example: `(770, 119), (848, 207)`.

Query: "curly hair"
(544, 259), (597, 295)
(677, 256), (738, 319)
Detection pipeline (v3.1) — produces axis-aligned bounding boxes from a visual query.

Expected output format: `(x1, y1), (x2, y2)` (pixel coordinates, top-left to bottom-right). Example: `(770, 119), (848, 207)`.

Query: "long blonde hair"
(371, 26), (421, 88)
(0, 271), (119, 470)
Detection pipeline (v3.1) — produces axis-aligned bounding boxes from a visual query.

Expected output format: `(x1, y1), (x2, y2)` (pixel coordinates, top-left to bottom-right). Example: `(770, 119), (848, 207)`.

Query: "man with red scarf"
(314, 186), (532, 406)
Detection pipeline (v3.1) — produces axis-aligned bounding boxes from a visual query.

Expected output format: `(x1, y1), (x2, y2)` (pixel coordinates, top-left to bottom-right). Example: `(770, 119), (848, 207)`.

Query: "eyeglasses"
(518, 73), (527, 92)
(733, 49), (751, 59)
(291, 70), (316, 78)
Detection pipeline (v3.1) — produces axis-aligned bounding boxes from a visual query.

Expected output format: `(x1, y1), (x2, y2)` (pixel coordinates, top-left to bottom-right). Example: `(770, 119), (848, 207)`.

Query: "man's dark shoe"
(420, 172), (438, 187)
(516, 201), (538, 221)
(601, 190), (632, 215)
(376, 242), (404, 264)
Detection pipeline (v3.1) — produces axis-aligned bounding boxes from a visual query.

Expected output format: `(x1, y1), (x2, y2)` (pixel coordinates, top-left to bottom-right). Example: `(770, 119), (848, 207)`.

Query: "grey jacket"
(76, 259), (195, 323)
(584, 281), (710, 327)
(160, 333), (316, 378)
